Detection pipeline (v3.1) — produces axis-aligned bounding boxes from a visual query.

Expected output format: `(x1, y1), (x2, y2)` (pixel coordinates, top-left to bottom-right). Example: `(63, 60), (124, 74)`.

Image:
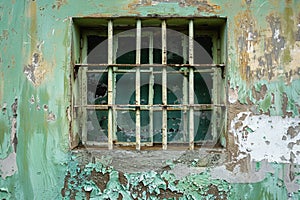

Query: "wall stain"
(52, 0), (68, 10)
(183, 0), (220, 13)
(282, 92), (292, 117)
(11, 98), (18, 153)
(23, 51), (49, 86)
(287, 122), (300, 138)
(234, 9), (258, 81)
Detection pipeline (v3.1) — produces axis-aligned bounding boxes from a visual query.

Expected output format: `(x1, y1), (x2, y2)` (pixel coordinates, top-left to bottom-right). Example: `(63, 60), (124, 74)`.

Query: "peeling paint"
(10, 98), (17, 153)
(231, 112), (300, 164)
(1, 0), (300, 198)
(24, 51), (50, 86)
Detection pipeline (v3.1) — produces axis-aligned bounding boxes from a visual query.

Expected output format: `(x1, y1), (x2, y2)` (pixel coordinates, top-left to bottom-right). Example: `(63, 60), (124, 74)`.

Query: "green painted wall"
(0, 0), (300, 199)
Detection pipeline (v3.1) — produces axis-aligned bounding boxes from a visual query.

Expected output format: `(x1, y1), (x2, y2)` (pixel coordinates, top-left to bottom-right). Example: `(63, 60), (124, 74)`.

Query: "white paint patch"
(0, 152), (18, 179)
(231, 112), (300, 163)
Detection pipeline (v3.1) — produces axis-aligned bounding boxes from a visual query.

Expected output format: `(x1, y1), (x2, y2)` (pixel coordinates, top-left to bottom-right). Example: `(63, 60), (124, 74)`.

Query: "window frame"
(72, 17), (227, 150)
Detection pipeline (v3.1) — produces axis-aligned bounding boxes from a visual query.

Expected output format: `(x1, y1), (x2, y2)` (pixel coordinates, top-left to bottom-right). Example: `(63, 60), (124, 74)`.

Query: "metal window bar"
(107, 20), (113, 149)
(182, 34), (188, 143)
(188, 19), (194, 150)
(162, 20), (167, 150)
(149, 32), (154, 146)
(136, 19), (141, 150)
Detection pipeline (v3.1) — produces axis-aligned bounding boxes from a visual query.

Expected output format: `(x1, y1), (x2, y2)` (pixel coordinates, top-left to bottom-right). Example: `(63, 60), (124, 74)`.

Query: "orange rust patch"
(184, 0), (220, 13)
(234, 10), (258, 81)
(125, 0), (143, 15)
(53, 0), (68, 10)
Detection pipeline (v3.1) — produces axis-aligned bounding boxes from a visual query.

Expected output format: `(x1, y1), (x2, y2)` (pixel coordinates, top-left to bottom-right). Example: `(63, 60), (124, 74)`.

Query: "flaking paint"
(0, 0), (300, 199)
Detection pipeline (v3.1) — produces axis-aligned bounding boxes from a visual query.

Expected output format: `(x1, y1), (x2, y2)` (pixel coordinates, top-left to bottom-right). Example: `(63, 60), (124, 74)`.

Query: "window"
(72, 18), (227, 150)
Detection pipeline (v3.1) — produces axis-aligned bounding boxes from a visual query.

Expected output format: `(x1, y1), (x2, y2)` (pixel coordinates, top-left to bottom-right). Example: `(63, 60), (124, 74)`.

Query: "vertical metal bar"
(136, 19), (141, 150)
(107, 20), (113, 150)
(182, 35), (188, 142)
(189, 20), (194, 150)
(81, 67), (88, 145)
(212, 68), (219, 141)
(162, 20), (167, 150)
(149, 33), (154, 145)
(80, 34), (88, 145)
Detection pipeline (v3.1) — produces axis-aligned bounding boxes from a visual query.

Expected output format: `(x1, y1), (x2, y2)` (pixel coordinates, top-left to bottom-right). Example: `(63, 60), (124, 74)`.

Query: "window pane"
(141, 110), (151, 143)
(167, 111), (187, 143)
(116, 110), (136, 142)
(194, 71), (213, 104)
(87, 35), (108, 64)
(87, 71), (108, 105)
(87, 109), (108, 142)
(194, 110), (212, 141)
(167, 70), (184, 104)
(153, 73), (162, 105)
(153, 111), (162, 142)
(194, 35), (213, 64)
(116, 72), (135, 104)
(116, 36), (136, 64)
(167, 30), (185, 64)
(140, 73), (150, 105)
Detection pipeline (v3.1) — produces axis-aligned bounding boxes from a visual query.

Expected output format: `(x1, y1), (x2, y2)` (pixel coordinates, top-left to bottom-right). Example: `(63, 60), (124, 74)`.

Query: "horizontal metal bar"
(114, 141), (153, 146)
(75, 63), (225, 68)
(74, 104), (226, 111)
(85, 141), (108, 147)
(87, 70), (108, 73)
(113, 69), (152, 73)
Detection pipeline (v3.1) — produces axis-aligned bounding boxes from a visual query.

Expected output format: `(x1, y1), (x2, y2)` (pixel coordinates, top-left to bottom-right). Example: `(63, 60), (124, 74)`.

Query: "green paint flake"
(255, 162), (261, 172)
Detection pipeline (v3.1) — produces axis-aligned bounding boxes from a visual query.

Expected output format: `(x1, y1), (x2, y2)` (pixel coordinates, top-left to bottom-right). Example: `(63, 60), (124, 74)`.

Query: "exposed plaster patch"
(0, 152), (18, 179)
(47, 111), (56, 121)
(235, 10), (258, 80)
(11, 98), (17, 153)
(282, 92), (293, 117)
(287, 125), (300, 139)
(252, 84), (267, 101)
(178, 0), (221, 13)
(228, 86), (238, 104)
(24, 49), (49, 86)
(231, 112), (300, 164)
(127, 0), (220, 13)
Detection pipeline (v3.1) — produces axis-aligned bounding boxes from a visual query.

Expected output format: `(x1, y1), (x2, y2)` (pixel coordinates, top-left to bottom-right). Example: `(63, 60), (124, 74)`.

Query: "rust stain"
(125, 0), (142, 15)
(29, 1), (37, 55)
(24, 51), (50, 86)
(234, 10), (258, 81)
(52, 0), (68, 10)
(282, 92), (293, 117)
(287, 125), (300, 139)
(251, 84), (267, 101)
(184, 0), (220, 13)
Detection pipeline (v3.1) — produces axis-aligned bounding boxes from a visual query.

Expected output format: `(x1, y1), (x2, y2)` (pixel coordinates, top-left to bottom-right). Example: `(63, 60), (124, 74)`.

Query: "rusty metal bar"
(76, 63), (225, 68)
(107, 20), (113, 150)
(212, 68), (220, 141)
(182, 34), (188, 143)
(189, 19), (194, 150)
(74, 104), (226, 110)
(136, 19), (141, 150)
(81, 67), (88, 145)
(162, 20), (167, 150)
(149, 32), (154, 145)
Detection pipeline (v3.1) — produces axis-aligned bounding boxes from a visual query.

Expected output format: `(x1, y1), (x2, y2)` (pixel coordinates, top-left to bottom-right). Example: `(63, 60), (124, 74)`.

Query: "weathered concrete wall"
(0, 0), (300, 199)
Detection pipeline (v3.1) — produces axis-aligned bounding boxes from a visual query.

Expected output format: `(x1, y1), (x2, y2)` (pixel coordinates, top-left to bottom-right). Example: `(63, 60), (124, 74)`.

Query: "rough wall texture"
(0, 0), (300, 199)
